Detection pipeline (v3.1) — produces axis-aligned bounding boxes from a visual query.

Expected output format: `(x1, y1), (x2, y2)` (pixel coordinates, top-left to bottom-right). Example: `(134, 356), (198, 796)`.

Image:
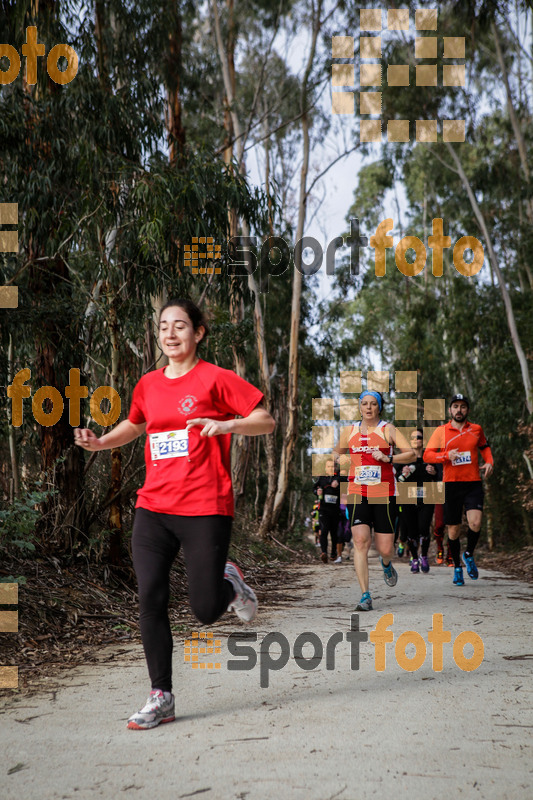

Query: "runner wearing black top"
(397, 429), (440, 573)
(314, 458), (342, 563)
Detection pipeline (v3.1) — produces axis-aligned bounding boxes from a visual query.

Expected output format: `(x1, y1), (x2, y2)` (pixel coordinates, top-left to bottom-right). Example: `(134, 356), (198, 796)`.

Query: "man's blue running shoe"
(355, 591), (372, 611)
(462, 552), (479, 580)
(380, 557), (398, 587)
(453, 566), (465, 586)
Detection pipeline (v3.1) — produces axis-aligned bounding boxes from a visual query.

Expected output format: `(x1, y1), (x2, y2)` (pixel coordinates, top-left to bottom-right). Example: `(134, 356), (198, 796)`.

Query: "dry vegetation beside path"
(0, 535), (316, 696)
(475, 545), (533, 584)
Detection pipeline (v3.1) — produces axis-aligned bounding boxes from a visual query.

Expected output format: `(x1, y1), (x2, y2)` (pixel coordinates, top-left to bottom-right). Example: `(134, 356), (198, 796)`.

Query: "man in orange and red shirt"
(423, 394), (493, 585)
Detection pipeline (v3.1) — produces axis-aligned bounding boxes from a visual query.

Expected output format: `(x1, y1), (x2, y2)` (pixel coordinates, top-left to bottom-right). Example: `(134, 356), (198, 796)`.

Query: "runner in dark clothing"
(397, 429), (440, 573)
(314, 458), (342, 563)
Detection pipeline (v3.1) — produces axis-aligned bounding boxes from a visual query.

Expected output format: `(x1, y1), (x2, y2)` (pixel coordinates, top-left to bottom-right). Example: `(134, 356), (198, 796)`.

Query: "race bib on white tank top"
(352, 465), (381, 485)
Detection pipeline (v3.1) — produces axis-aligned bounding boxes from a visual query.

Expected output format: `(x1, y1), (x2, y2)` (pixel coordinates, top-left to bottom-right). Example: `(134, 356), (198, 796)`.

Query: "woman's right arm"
(74, 419), (146, 451)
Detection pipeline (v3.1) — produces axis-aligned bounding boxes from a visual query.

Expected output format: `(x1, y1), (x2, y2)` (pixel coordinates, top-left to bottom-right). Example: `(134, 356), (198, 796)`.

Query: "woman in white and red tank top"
(337, 391), (415, 612)
(347, 418), (396, 499)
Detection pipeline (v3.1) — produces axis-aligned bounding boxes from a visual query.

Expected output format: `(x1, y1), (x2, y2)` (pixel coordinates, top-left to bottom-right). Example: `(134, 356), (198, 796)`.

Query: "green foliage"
(0, 0), (280, 552)
(0, 488), (57, 555)
(320, 1), (533, 546)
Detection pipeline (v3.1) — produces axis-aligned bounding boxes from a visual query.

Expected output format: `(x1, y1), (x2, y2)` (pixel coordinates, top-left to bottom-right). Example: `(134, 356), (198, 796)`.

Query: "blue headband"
(359, 390), (382, 411)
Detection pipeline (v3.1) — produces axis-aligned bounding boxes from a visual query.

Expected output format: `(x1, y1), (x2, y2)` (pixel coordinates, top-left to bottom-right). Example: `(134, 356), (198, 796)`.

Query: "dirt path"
(1, 551), (532, 800)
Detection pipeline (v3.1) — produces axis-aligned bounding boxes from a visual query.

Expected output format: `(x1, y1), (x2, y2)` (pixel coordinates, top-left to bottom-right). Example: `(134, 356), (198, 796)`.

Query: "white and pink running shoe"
(127, 689), (175, 730)
(224, 561), (258, 622)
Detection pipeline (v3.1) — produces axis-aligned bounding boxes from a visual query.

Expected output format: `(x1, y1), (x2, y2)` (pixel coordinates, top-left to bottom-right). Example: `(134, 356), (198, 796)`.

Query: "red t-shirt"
(346, 420), (396, 498)
(423, 420), (493, 482)
(128, 360), (264, 516)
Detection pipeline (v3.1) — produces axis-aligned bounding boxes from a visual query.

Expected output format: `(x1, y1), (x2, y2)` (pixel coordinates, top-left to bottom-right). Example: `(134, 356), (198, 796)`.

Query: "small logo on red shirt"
(179, 395), (198, 415)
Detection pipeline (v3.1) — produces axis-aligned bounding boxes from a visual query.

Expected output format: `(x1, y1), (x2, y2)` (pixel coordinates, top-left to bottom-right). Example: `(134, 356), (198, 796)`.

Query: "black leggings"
(319, 514), (339, 556)
(399, 503), (435, 558)
(132, 508), (234, 692)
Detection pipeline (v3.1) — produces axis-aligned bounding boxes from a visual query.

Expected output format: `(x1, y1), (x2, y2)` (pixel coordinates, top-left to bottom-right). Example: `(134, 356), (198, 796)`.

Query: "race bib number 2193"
(149, 429), (189, 460)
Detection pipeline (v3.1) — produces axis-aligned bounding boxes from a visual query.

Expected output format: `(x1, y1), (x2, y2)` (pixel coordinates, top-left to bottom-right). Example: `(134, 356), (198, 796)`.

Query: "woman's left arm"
(187, 403), (275, 437)
(373, 423), (415, 464)
(388, 424), (416, 464)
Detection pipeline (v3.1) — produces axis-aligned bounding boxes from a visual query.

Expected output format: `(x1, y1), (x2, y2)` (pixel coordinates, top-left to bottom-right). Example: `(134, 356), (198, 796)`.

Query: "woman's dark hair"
(158, 298), (210, 339)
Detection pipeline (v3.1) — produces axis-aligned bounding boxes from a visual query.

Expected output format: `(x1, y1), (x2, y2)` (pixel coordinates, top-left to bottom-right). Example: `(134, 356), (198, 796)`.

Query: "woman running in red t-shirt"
(74, 299), (274, 729)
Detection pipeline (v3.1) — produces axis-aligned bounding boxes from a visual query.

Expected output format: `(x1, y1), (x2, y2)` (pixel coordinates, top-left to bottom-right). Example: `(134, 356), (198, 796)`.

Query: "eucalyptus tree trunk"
(167, 0), (186, 165)
(444, 143), (532, 414)
(256, 119), (279, 538)
(492, 22), (533, 290)
(212, 0), (251, 498)
(23, 5), (83, 549)
(166, 0), (186, 296)
(492, 23), (531, 187)
(150, 292), (168, 371)
(95, 3), (127, 562)
(247, 139), (279, 532)
(106, 283), (123, 566)
(212, 0), (322, 531)
(271, 2), (323, 526)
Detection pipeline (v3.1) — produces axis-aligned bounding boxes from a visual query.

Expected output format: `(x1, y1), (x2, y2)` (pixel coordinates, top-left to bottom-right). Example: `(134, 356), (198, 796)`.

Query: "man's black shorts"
(443, 481), (484, 525)
(347, 496), (397, 533)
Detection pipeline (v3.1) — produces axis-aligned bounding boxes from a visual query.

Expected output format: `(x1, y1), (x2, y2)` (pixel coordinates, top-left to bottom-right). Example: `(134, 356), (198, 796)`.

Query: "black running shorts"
(347, 496), (397, 533)
(443, 481), (484, 525)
